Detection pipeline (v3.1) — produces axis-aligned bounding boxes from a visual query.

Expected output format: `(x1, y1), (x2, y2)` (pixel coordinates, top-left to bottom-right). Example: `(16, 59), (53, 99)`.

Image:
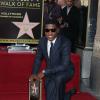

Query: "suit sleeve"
(32, 40), (43, 75)
(44, 40), (73, 75)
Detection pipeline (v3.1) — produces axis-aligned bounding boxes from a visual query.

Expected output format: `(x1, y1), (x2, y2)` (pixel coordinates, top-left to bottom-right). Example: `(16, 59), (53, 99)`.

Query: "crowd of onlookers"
(44, 0), (88, 52)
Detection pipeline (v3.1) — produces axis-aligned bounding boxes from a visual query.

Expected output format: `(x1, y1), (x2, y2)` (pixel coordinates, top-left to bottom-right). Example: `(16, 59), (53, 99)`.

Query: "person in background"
(44, 0), (62, 23)
(30, 19), (74, 100)
(61, 0), (80, 52)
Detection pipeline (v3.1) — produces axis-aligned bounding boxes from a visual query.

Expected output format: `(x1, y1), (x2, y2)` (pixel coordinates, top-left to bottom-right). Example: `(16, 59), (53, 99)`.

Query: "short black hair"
(44, 19), (60, 27)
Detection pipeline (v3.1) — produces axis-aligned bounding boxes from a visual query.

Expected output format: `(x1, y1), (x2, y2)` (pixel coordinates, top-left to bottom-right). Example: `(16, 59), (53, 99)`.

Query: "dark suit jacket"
(61, 6), (80, 42)
(33, 35), (74, 78)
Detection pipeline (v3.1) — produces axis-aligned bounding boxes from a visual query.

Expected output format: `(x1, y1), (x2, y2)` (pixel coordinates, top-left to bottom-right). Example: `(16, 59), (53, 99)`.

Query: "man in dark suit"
(61, 0), (80, 52)
(30, 19), (74, 100)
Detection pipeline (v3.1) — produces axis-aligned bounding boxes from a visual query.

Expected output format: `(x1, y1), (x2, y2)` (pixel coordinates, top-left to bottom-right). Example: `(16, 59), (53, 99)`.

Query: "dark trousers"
(45, 74), (66, 100)
(45, 64), (74, 100)
(45, 71), (73, 100)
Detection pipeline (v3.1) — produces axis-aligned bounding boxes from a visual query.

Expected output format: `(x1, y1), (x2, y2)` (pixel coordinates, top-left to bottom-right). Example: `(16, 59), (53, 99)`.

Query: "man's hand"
(38, 72), (45, 79)
(29, 74), (39, 81)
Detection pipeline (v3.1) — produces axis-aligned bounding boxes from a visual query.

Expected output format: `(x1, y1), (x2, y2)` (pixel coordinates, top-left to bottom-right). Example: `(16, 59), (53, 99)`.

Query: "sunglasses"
(45, 29), (56, 32)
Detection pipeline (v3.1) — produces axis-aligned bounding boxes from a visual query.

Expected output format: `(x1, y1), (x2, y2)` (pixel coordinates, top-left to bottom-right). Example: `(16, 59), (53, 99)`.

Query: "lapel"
(53, 35), (61, 55)
(63, 6), (67, 16)
(67, 6), (74, 16)
(43, 37), (49, 60)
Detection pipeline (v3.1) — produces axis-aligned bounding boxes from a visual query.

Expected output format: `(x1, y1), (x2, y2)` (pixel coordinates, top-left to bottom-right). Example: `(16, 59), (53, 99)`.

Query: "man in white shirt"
(30, 19), (74, 100)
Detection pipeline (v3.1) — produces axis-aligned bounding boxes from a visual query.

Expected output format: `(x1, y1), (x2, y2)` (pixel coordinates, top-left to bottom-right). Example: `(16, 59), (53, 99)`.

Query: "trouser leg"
(45, 74), (67, 100)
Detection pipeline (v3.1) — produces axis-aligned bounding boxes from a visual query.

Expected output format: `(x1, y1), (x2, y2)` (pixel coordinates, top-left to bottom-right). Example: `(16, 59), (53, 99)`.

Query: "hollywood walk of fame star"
(31, 83), (38, 95)
(12, 12), (40, 39)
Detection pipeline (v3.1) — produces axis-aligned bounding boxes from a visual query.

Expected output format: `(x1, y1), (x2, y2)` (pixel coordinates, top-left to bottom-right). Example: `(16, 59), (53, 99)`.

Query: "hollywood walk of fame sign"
(12, 12), (40, 39)
(0, 0), (44, 44)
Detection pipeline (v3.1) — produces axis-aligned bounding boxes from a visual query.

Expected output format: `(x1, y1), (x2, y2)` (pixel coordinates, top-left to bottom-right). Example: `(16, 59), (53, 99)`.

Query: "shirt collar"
(67, 6), (72, 9)
(48, 37), (57, 45)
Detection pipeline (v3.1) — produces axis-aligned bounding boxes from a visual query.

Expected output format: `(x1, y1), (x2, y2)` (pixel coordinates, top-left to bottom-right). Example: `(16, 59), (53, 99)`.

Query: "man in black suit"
(30, 19), (74, 100)
(61, 0), (80, 52)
